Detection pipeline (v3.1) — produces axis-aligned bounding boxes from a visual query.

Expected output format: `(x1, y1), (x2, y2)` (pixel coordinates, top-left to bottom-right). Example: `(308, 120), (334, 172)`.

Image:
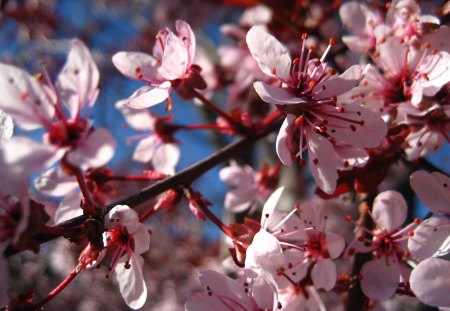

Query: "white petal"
(246, 26), (292, 81)
(219, 162), (255, 187)
(115, 99), (156, 131)
(0, 63), (54, 130)
(160, 33), (188, 80)
(326, 232), (345, 259)
(311, 258), (337, 291)
(245, 229), (283, 270)
(115, 254), (147, 310)
(0, 110), (13, 147)
(126, 83), (171, 109)
(360, 257), (399, 300)
(325, 103), (387, 148)
(410, 170), (450, 214)
(410, 258), (450, 307)
(261, 187), (284, 230)
(67, 128), (115, 169)
(152, 143), (180, 175)
(131, 224), (151, 255)
(132, 135), (159, 163)
(55, 191), (83, 224)
(253, 81), (305, 105)
(372, 190), (407, 231)
(56, 39), (99, 118)
(276, 115), (295, 166)
(112, 51), (162, 82)
(408, 217), (450, 260)
(34, 167), (78, 197)
(224, 186), (257, 213)
(307, 129), (339, 194)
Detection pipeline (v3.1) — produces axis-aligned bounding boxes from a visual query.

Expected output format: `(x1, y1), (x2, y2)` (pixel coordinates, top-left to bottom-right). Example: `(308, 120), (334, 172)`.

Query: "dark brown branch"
(5, 118), (281, 257)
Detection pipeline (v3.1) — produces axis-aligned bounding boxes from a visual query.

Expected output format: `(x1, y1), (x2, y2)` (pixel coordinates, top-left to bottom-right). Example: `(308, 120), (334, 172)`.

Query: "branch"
(5, 117), (282, 256)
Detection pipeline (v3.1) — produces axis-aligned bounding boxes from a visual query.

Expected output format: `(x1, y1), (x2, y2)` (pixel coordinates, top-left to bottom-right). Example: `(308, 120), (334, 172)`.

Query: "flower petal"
(311, 258), (336, 291)
(175, 20), (196, 66)
(34, 167), (78, 197)
(67, 128), (115, 169)
(307, 128), (339, 194)
(410, 258), (450, 308)
(56, 39), (99, 118)
(115, 100), (156, 131)
(126, 83), (171, 109)
(253, 81), (305, 105)
(276, 115), (295, 166)
(410, 170), (450, 214)
(261, 187), (284, 230)
(360, 257), (399, 300)
(246, 25), (292, 81)
(152, 143), (180, 175)
(132, 135), (159, 163)
(372, 190), (407, 231)
(408, 217), (450, 260)
(316, 64), (369, 99)
(0, 63), (54, 130)
(112, 52), (162, 83)
(160, 32), (189, 80)
(326, 232), (345, 259)
(54, 191), (83, 224)
(115, 254), (147, 310)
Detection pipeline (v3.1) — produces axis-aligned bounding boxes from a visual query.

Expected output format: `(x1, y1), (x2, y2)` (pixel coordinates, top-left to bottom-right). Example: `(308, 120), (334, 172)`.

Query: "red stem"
(192, 90), (246, 134)
(32, 267), (80, 309)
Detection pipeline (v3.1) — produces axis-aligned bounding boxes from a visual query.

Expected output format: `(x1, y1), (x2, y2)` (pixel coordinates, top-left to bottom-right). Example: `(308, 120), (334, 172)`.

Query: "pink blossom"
(409, 258), (450, 308)
(113, 20), (206, 109)
(0, 39), (115, 174)
(346, 191), (416, 300)
(116, 100), (180, 175)
(219, 161), (279, 213)
(103, 205), (151, 309)
(246, 26), (386, 193)
(408, 171), (450, 260)
(245, 188), (345, 292)
(185, 269), (280, 311)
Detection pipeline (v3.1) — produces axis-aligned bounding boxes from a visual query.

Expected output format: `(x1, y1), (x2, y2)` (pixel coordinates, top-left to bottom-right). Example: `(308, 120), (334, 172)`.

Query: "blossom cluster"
(0, 0), (448, 310)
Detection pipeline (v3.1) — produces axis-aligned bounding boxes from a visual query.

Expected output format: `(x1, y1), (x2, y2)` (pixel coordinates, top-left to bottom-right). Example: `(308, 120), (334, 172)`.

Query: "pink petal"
(311, 258), (336, 291)
(224, 185), (257, 212)
(160, 32), (189, 80)
(115, 254), (147, 310)
(334, 146), (369, 169)
(307, 128), (339, 194)
(54, 191), (83, 224)
(132, 135), (159, 163)
(339, 2), (369, 32)
(131, 224), (151, 255)
(410, 258), (450, 307)
(152, 143), (180, 175)
(408, 217), (450, 260)
(410, 170), (450, 214)
(253, 81), (305, 105)
(324, 103), (387, 148)
(126, 83), (171, 109)
(424, 25), (450, 54)
(0, 63), (54, 130)
(372, 190), (407, 231)
(0, 137), (64, 196)
(249, 273), (278, 310)
(276, 115), (295, 166)
(246, 26), (292, 81)
(417, 52), (450, 98)
(67, 128), (115, 169)
(112, 51), (162, 83)
(376, 37), (407, 77)
(56, 39), (99, 118)
(219, 162), (255, 187)
(261, 187), (284, 230)
(360, 257), (399, 300)
(34, 167), (78, 197)
(115, 100), (156, 131)
(175, 20), (196, 66)
(315, 64), (369, 99)
(239, 4), (273, 26)
(245, 229), (283, 269)
(325, 232), (345, 259)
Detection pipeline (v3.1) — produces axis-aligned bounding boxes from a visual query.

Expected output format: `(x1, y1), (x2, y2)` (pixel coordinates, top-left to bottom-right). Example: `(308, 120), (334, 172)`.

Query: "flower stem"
(32, 267), (80, 309)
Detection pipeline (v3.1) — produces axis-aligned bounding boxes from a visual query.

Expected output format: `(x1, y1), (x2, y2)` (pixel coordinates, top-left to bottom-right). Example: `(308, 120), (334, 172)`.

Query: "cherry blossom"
(116, 100), (180, 175)
(0, 110), (13, 147)
(219, 161), (279, 213)
(113, 20), (206, 109)
(103, 205), (151, 309)
(408, 171), (450, 260)
(245, 188), (345, 292)
(185, 269), (281, 311)
(0, 39), (115, 175)
(346, 191), (417, 300)
(246, 25), (387, 193)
